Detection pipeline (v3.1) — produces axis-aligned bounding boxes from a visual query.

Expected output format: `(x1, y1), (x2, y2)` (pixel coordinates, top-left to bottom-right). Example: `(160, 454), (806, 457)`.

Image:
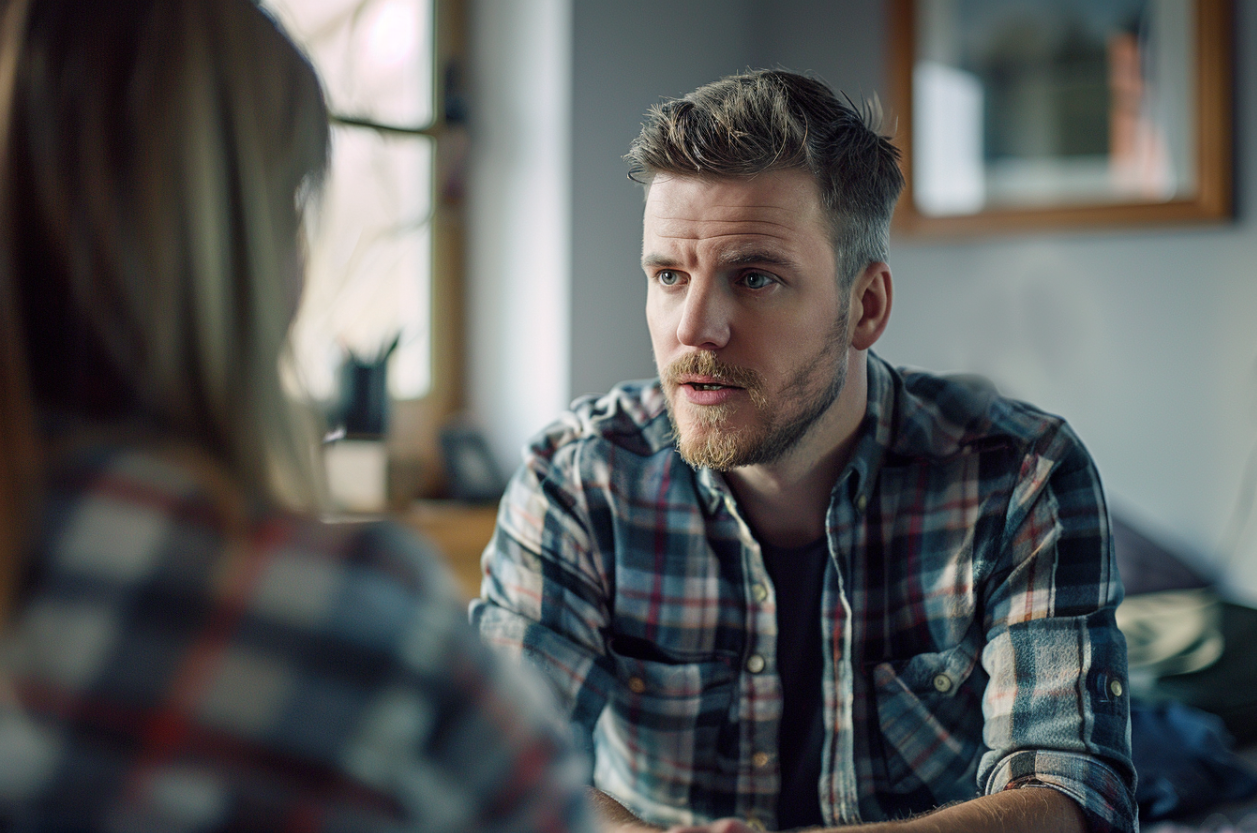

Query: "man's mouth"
(663, 353), (763, 405)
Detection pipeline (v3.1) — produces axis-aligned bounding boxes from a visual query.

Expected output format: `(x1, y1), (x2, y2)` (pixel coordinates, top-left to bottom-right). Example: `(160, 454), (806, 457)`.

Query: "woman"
(0, 0), (592, 829)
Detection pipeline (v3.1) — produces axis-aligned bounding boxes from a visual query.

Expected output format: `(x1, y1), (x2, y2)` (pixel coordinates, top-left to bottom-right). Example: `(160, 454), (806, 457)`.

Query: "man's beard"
(660, 318), (849, 471)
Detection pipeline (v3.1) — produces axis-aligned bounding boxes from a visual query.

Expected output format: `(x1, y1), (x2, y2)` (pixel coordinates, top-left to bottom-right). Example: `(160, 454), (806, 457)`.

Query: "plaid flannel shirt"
(472, 353), (1137, 832)
(1, 442), (594, 832)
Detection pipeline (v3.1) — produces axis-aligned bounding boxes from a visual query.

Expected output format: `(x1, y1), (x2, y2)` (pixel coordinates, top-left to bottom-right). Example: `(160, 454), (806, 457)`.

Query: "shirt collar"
(844, 351), (895, 510)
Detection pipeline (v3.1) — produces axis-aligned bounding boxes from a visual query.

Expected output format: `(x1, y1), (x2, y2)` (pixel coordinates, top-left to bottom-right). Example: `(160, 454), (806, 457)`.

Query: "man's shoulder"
(526, 379), (674, 463)
(885, 360), (1081, 463)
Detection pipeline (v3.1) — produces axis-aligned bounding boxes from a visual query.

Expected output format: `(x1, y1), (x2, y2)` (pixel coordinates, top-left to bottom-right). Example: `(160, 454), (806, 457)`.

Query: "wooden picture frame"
(888, 0), (1233, 237)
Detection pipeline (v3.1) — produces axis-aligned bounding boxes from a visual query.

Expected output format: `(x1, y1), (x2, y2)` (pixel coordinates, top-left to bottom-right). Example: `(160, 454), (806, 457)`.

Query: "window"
(263, 0), (452, 403)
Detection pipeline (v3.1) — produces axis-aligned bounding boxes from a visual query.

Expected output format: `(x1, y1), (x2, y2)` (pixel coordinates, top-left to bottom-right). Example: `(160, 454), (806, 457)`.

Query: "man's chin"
(670, 395), (739, 426)
(675, 423), (757, 471)
(666, 398), (754, 468)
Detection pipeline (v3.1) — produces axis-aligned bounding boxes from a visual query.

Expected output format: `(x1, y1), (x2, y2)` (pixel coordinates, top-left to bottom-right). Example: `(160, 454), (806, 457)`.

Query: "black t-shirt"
(760, 535), (829, 830)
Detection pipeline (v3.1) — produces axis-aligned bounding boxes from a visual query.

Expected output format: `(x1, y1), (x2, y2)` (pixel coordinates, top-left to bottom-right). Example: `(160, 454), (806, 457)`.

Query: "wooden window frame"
(384, 0), (468, 501)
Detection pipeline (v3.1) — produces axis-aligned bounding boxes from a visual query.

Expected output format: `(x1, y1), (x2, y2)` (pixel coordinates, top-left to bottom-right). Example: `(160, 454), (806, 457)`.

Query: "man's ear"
(848, 261), (892, 351)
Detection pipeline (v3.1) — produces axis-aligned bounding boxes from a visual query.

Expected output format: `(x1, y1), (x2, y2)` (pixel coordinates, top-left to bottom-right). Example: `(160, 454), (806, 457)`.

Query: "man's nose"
(676, 280), (732, 350)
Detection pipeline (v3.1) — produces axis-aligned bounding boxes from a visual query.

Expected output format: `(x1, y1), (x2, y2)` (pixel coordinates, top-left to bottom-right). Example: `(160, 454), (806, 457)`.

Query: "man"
(471, 70), (1135, 833)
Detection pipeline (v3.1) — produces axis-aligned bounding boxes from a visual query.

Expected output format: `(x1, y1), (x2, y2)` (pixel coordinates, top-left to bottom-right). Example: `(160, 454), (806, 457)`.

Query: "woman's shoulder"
(29, 439), (463, 677)
(14, 441), (595, 830)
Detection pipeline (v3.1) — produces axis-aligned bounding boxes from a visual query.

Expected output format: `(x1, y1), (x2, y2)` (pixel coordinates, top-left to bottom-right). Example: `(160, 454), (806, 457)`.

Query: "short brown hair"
(625, 69), (904, 286)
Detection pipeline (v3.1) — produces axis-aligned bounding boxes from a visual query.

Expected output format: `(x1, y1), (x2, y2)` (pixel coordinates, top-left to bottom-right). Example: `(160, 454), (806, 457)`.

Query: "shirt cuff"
(987, 750), (1138, 833)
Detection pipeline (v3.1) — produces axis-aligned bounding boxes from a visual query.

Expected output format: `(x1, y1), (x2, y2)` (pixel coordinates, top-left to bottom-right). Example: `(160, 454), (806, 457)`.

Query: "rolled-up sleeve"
(978, 426), (1138, 832)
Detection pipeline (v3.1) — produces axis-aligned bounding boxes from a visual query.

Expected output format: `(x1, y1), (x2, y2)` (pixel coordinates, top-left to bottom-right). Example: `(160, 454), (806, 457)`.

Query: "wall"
(466, 0), (573, 468)
(468, 0), (1257, 600)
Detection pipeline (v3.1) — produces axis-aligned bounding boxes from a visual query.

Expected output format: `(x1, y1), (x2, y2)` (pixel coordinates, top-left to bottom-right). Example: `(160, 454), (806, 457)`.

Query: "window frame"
(384, 0), (467, 500)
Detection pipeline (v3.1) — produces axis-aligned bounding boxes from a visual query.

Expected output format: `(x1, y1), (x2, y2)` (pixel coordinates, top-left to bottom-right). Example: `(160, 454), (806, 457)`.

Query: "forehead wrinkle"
(648, 219), (798, 241)
(645, 232), (794, 258)
(647, 210), (800, 228)
(641, 234), (797, 269)
(682, 202), (800, 213)
(651, 225), (793, 238)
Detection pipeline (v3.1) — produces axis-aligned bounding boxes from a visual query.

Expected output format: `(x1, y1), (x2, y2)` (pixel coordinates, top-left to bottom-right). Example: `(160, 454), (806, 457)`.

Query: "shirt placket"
(716, 491), (783, 832)
(821, 473), (863, 826)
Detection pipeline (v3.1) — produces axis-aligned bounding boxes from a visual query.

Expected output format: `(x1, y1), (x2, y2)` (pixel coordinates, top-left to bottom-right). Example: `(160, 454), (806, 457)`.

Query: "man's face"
(643, 169), (851, 470)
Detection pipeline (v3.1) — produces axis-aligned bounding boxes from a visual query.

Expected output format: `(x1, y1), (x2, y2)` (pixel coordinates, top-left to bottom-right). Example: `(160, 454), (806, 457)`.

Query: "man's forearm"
(664, 787), (1089, 833)
(588, 787), (665, 833)
(868, 788), (1088, 833)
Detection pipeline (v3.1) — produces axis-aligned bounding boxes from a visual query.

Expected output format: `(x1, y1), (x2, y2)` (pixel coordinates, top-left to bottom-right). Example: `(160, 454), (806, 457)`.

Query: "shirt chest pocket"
(870, 639), (986, 802)
(595, 638), (737, 819)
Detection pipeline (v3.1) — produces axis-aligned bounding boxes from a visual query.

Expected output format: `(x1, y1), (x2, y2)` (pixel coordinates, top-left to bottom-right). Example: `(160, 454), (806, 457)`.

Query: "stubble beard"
(661, 315), (850, 471)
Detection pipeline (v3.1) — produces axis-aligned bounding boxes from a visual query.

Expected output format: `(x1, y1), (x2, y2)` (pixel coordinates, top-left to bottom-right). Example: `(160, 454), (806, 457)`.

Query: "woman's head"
(0, 0), (330, 501)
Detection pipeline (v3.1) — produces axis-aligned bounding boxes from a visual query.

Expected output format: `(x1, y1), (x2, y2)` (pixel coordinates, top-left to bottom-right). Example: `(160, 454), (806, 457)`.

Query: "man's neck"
(725, 355), (869, 548)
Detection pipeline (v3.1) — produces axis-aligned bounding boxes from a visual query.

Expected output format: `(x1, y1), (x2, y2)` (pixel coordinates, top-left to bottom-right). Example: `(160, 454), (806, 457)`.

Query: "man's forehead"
(641, 171), (829, 247)
(644, 213), (802, 243)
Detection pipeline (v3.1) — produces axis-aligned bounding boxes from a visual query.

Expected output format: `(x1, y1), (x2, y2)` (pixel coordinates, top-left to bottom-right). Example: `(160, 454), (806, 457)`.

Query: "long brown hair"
(0, 0), (331, 622)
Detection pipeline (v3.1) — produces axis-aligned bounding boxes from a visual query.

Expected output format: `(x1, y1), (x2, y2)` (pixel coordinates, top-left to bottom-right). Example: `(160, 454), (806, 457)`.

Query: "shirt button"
(627, 676), (646, 694)
(746, 654), (766, 674)
(752, 583), (769, 603)
(856, 493), (868, 512)
(932, 673), (953, 693)
(1109, 679), (1124, 698)
(752, 751), (770, 768)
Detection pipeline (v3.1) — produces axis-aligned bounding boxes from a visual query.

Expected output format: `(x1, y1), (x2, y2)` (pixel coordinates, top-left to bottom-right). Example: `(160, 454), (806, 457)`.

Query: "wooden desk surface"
(397, 501), (498, 600)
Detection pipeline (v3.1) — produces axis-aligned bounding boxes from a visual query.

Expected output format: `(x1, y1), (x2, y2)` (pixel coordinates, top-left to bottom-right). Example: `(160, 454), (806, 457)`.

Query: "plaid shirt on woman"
(1, 441), (594, 832)
(472, 352), (1137, 832)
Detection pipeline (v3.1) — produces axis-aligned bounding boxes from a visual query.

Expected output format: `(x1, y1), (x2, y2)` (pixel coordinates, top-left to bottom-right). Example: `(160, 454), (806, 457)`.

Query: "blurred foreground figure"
(0, 0), (592, 829)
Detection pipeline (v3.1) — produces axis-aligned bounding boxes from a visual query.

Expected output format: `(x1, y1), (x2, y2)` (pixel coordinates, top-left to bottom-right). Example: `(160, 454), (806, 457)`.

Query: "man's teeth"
(693, 383), (726, 391)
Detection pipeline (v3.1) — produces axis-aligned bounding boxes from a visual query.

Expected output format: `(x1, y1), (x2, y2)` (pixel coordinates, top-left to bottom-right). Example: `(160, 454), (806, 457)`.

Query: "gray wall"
(470, 0), (1257, 600)
(467, 0), (573, 468)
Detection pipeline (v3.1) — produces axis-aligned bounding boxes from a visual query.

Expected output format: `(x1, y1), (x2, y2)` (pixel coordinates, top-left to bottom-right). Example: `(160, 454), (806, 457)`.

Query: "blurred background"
(469, 0), (1257, 608)
(263, 0), (1257, 608)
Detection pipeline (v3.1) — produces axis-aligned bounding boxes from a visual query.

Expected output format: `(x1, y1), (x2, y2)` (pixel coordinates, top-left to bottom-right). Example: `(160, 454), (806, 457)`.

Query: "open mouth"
(664, 353), (761, 403)
(676, 379), (747, 407)
(679, 375), (745, 391)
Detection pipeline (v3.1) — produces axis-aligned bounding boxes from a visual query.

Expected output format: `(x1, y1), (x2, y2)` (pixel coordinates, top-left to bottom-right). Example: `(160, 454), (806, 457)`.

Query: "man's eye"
(741, 272), (774, 289)
(657, 270), (681, 286)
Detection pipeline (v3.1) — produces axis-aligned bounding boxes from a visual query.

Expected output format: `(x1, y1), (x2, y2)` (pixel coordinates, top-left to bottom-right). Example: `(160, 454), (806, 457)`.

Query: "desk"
(399, 501), (498, 600)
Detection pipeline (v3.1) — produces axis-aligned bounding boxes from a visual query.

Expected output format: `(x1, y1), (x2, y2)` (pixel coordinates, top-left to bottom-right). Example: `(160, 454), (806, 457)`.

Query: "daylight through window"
(264, 0), (436, 402)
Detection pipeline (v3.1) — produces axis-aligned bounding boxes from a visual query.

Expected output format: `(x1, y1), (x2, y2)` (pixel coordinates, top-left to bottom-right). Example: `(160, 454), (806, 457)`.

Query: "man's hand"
(659, 786), (1088, 833)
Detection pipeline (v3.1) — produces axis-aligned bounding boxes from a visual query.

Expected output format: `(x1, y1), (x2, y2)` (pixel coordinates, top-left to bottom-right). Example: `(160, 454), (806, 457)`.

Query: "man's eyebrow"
(716, 248), (799, 269)
(641, 253), (676, 269)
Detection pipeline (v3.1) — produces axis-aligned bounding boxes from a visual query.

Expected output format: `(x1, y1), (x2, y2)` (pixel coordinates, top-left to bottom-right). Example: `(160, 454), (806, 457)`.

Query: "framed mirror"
(889, 0), (1233, 235)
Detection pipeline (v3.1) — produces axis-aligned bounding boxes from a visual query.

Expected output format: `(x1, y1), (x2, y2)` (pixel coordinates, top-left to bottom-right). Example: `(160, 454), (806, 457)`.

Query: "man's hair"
(625, 69), (905, 286)
(0, 0), (330, 617)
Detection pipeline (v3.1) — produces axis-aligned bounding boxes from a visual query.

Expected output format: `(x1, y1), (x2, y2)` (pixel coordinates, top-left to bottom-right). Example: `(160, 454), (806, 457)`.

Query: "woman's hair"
(0, 0), (331, 617)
